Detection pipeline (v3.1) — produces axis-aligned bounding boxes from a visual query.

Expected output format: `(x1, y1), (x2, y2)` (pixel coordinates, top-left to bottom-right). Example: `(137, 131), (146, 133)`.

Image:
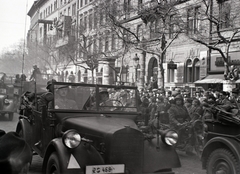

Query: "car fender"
(143, 137), (181, 173)
(16, 118), (32, 146)
(42, 138), (105, 174)
(201, 136), (240, 169)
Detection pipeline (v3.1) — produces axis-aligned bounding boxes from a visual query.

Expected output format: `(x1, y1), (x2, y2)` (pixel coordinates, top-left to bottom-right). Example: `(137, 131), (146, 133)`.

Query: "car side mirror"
(44, 92), (53, 102)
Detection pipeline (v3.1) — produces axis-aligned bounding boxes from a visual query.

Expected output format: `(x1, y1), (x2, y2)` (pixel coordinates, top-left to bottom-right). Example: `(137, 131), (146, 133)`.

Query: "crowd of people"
(137, 85), (240, 154)
(138, 86), (240, 125)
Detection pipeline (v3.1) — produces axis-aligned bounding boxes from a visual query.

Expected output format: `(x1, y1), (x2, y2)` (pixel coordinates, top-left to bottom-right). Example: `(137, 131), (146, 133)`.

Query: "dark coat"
(168, 104), (191, 129)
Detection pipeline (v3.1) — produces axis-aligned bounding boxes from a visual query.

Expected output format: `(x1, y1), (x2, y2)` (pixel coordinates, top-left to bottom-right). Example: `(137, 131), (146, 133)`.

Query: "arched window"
(78, 70), (81, 82)
(186, 59), (193, 83)
(194, 59), (200, 81)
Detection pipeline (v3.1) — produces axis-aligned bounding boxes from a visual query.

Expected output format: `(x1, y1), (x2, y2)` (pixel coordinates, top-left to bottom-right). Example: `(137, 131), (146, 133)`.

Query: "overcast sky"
(0, 0), (35, 53)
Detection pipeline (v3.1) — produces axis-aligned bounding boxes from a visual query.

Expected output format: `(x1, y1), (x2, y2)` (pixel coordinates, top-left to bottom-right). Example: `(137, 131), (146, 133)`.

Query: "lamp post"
(133, 54), (140, 85)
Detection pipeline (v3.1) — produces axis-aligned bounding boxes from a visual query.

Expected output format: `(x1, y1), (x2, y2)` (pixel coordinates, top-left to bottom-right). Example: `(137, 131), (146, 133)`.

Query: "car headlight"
(161, 130), (178, 146)
(62, 130), (81, 149)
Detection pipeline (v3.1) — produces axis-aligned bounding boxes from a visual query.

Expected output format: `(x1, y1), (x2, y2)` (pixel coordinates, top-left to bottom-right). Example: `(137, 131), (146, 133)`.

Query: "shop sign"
(223, 80), (236, 92)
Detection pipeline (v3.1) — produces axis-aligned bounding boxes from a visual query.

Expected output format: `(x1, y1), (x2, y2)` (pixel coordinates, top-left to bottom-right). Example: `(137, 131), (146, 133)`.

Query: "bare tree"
(182, 0), (240, 81)
(95, 0), (184, 87)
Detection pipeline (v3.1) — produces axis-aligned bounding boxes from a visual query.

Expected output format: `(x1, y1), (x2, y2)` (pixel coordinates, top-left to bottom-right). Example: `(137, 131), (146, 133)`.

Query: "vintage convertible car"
(202, 105), (240, 174)
(16, 81), (181, 174)
(0, 73), (15, 120)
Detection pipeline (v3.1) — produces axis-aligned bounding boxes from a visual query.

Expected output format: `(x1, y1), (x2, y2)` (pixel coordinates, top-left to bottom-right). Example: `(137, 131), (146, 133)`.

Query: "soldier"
(55, 85), (78, 109)
(38, 79), (57, 111)
(168, 94), (191, 129)
(168, 94), (194, 155)
(29, 65), (41, 81)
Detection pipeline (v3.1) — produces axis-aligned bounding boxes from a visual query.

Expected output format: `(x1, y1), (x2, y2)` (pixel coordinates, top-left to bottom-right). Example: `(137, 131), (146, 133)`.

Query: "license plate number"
(86, 164), (125, 174)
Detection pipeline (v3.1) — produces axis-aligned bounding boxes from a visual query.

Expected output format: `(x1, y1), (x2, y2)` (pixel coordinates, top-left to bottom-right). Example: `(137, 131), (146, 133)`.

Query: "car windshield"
(53, 83), (138, 112)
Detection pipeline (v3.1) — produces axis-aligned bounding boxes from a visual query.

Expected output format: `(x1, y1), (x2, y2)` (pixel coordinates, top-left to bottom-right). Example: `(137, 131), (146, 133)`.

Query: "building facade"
(27, 0), (240, 91)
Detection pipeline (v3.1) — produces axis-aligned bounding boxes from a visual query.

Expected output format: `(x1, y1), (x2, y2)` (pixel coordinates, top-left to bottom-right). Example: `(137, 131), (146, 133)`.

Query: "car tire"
(206, 148), (240, 174)
(46, 152), (61, 174)
(8, 113), (13, 121)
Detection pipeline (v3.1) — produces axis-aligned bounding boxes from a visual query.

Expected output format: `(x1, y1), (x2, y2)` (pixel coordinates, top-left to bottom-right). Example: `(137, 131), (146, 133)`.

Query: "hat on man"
(99, 88), (108, 94)
(174, 94), (184, 102)
(46, 79), (57, 89)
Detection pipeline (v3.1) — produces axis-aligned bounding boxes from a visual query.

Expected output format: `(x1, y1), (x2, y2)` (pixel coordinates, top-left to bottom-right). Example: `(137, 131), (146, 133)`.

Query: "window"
(72, 3), (76, 16)
(80, 0), (83, 7)
(99, 10), (103, 25)
(124, 0), (131, 13)
(138, 0), (142, 9)
(93, 10), (97, 29)
(89, 13), (93, 30)
(187, 6), (200, 35)
(68, 7), (71, 16)
(84, 16), (87, 31)
(99, 37), (103, 53)
(186, 59), (193, 82)
(194, 59), (200, 81)
(105, 35), (109, 52)
(219, 0), (231, 29)
(93, 37), (97, 53)
(85, 0), (88, 5)
(40, 27), (43, 38)
(111, 34), (116, 51)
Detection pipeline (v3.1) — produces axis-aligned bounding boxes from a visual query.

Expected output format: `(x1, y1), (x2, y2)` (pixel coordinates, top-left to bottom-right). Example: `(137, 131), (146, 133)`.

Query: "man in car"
(55, 86), (78, 109)
(38, 79), (56, 112)
(88, 89), (113, 111)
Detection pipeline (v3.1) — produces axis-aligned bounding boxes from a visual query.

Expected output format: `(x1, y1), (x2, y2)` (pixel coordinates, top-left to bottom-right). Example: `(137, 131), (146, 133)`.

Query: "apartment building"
(27, 0), (240, 90)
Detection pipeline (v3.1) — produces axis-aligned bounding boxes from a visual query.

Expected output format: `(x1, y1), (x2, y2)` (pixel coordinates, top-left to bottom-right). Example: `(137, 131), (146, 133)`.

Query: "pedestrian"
(29, 65), (41, 81)
(188, 98), (203, 121)
(68, 71), (75, 83)
(148, 77), (158, 90)
(14, 74), (21, 83)
(21, 74), (27, 81)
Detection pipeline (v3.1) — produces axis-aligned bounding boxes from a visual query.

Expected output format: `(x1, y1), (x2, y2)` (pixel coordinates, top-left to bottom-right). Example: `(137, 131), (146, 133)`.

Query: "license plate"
(86, 164), (125, 174)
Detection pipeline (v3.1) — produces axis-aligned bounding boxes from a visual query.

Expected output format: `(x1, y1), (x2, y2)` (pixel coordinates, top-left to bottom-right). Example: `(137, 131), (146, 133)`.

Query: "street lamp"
(133, 54), (140, 85)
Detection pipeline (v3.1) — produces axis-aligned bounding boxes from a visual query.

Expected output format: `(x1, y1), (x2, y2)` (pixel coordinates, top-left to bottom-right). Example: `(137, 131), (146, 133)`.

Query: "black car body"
(202, 106), (240, 174)
(16, 81), (181, 174)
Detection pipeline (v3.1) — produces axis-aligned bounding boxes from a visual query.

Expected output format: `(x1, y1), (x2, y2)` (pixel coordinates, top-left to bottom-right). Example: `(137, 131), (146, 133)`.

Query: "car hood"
(61, 115), (138, 138)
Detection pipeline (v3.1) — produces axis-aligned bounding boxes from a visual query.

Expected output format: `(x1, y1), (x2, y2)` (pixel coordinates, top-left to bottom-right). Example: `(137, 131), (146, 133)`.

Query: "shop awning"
(194, 74), (225, 84)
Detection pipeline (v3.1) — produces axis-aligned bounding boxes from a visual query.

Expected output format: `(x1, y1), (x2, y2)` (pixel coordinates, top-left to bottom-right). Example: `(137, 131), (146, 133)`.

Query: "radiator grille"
(108, 128), (144, 174)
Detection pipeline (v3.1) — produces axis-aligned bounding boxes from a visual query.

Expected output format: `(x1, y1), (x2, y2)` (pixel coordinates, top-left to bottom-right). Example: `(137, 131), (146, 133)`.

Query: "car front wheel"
(46, 152), (61, 174)
(207, 148), (240, 174)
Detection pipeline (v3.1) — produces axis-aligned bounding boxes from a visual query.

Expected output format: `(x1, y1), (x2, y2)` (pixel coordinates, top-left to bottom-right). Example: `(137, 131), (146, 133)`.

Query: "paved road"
(0, 113), (206, 174)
